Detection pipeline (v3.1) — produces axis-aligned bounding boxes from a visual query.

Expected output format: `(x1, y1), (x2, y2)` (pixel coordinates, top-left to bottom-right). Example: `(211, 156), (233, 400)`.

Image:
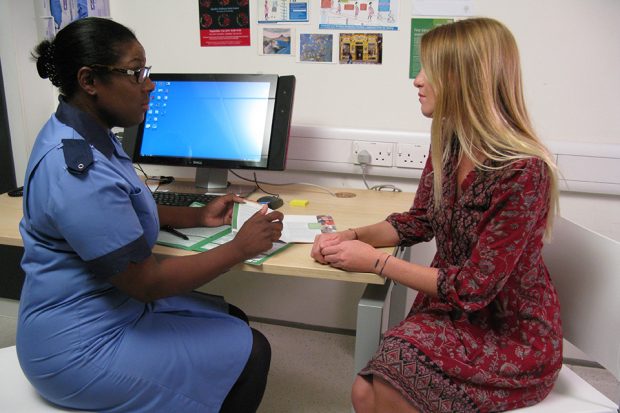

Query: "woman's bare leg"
(352, 375), (420, 413)
(351, 376), (375, 413)
(374, 376), (420, 413)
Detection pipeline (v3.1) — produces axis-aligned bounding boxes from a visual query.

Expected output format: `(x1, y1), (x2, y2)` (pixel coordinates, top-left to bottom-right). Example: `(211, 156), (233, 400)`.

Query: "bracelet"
(348, 228), (359, 240)
(379, 255), (392, 278)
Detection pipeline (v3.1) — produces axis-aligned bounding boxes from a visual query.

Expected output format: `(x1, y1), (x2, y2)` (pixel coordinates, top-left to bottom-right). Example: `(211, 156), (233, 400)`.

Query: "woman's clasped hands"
(311, 231), (384, 274)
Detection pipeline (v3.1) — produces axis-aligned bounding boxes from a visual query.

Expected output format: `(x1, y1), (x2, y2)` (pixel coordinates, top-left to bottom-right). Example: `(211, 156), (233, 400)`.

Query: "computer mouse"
(257, 195), (284, 210)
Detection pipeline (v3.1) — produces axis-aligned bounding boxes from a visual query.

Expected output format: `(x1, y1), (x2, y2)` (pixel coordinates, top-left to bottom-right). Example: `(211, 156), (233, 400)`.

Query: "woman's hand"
(320, 240), (384, 273)
(311, 230), (356, 264)
(232, 205), (284, 259)
(199, 193), (245, 227)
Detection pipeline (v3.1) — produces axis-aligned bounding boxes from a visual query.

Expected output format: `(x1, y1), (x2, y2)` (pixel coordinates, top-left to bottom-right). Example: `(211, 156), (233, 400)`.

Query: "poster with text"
(319, 0), (398, 31)
(199, 0), (251, 47)
(409, 18), (452, 78)
(258, 0), (309, 23)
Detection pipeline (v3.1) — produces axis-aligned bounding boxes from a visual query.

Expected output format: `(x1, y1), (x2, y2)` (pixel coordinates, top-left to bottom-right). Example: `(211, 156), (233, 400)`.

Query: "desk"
(0, 183), (414, 374)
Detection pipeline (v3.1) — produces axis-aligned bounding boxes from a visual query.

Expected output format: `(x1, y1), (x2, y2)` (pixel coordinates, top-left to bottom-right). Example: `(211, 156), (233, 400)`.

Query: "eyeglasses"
(90, 64), (152, 84)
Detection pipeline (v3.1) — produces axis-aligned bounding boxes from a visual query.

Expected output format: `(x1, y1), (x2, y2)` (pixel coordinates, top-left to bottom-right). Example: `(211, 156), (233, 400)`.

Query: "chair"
(360, 216), (620, 413)
(405, 216), (620, 412)
(510, 216), (620, 412)
(0, 345), (82, 412)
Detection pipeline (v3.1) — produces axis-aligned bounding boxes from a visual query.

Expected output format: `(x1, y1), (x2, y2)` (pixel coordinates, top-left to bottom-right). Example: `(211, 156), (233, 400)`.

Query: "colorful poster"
(409, 18), (452, 78)
(39, 0), (110, 39)
(319, 0), (398, 31)
(339, 33), (382, 64)
(297, 33), (336, 63)
(259, 27), (294, 55)
(199, 0), (251, 47)
(258, 0), (309, 23)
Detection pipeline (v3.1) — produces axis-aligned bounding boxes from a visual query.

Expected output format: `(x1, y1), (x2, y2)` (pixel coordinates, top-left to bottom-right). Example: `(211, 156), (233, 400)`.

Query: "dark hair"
(33, 17), (138, 97)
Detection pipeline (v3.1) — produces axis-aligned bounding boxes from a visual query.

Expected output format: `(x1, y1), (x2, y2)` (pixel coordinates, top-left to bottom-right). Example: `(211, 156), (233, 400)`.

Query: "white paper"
(280, 215), (322, 243)
(233, 202), (323, 243)
(411, 0), (473, 17)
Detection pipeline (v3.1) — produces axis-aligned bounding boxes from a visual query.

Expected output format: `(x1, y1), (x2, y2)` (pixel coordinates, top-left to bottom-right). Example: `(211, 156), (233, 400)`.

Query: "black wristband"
(379, 255), (391, 278)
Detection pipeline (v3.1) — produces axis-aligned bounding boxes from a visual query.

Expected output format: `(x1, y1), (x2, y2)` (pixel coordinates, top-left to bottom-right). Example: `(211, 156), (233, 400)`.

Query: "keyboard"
(152, 191), (218, 207)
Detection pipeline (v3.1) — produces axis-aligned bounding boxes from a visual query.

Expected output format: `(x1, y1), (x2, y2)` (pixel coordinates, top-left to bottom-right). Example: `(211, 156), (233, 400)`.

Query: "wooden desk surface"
(0, 194), (23, 248)
(0, 183), (414, 285)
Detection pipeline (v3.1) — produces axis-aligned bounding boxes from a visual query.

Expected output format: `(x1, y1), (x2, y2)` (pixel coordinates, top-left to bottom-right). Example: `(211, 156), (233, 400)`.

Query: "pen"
(161, 225), (189, 240)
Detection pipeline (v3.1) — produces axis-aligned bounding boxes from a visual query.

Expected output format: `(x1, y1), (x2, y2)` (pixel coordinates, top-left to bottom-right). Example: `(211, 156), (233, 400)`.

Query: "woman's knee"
(228, 303), (249, 324)
(373, 376), (420, 413)
(220, 328), (271, 413)
(251, 328), (271, 373)
(351, 375), (374, 411)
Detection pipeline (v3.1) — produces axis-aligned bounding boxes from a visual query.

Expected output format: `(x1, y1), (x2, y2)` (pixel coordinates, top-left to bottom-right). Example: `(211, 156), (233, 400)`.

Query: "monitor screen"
(133, 73), (295, 191)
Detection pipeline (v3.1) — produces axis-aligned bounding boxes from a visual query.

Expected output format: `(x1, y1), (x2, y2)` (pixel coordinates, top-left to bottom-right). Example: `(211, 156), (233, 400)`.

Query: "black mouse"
(257, 195), (284, 210)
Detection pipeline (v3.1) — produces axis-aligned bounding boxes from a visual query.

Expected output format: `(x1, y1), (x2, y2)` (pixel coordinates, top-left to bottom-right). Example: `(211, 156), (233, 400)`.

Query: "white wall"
(1, 0), (619, 329)
(0, 1), (56, 184)
(108, 0), (620, 144)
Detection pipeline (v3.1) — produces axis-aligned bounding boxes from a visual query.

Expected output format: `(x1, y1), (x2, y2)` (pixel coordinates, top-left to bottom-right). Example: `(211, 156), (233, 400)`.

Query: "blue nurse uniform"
(16, 99), (252, 412)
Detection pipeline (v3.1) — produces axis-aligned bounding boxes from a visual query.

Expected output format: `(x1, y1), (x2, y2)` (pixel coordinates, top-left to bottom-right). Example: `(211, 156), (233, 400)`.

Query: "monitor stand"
(195, 167), (256, 197)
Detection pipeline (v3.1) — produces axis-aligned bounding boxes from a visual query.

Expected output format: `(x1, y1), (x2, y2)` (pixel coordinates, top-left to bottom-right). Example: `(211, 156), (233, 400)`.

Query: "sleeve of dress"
(48, 160), (152, 279)
(437, 157), (550, 312)
(386, 152), (435, 246)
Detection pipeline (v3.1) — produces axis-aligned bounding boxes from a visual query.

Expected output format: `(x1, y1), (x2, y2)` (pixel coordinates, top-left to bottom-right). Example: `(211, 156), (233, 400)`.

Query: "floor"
(1, 314), (618, 413)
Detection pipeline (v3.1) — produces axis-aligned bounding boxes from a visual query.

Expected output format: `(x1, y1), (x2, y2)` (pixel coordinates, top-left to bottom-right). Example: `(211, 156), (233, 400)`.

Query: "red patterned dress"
(360, 146), (562, 412)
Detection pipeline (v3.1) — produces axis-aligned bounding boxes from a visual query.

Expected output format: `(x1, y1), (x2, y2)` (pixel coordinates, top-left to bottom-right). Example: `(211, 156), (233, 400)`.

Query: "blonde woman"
(311, 18), (561, 412)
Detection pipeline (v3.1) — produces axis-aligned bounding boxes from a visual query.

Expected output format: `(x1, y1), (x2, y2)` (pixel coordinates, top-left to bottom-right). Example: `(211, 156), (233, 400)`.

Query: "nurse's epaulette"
(62, 139), (94, 175)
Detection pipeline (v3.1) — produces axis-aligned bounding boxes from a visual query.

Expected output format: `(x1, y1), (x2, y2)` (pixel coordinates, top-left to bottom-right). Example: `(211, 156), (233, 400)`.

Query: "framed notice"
(199, 0), (251, 47)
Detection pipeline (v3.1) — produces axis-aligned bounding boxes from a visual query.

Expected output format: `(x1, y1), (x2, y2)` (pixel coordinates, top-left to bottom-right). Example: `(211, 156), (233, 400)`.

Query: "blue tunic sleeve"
(47, 145), (155, 278)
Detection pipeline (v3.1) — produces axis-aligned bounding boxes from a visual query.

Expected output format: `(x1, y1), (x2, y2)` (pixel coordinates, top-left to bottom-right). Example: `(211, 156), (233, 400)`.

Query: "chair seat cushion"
(512, 365), (618, 412)
(0, 346), (83, 412)
(1, 345), (617, 413)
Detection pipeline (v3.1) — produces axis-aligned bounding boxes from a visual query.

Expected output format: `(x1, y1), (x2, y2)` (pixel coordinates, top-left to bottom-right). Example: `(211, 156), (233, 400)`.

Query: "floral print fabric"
(360, 147), (562, 412)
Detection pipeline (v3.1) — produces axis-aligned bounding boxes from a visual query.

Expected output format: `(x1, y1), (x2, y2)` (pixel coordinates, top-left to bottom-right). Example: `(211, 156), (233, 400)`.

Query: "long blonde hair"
(420, 17), (559, 237)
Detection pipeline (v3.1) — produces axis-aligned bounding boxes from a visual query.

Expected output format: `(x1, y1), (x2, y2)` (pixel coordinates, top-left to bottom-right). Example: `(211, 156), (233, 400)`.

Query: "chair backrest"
(543, 216), (620, 381)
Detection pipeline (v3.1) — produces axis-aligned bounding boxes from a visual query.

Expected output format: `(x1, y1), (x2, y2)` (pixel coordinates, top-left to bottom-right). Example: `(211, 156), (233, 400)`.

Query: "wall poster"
(339, 33), (382, 64)
(259, 27), (294, 55)
(319, 0), (398, 31)
(199, 0), (251, 47)
(258, 0), (309, 23)
(409, 18), (452, 78)
(297, 33), (336, 63)
(36, 0), (111, 40)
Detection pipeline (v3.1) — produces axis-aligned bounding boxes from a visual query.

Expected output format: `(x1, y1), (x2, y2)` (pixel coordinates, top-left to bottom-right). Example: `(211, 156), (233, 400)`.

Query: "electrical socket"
(396, 143), (428, 169)
(352, 141), (394, 167)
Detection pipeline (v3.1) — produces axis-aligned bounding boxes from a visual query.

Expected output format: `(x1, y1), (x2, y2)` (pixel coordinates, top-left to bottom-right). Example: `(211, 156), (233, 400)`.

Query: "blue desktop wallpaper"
(140, 80), (273, 162)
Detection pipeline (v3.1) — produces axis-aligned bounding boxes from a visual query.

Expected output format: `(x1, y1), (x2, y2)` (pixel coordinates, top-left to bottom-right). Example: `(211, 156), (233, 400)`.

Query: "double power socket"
(352, 141), (428, 169)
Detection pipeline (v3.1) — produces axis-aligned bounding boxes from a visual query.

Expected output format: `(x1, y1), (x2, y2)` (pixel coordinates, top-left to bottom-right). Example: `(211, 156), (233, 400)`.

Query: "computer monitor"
(132, 73), (295, 192)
